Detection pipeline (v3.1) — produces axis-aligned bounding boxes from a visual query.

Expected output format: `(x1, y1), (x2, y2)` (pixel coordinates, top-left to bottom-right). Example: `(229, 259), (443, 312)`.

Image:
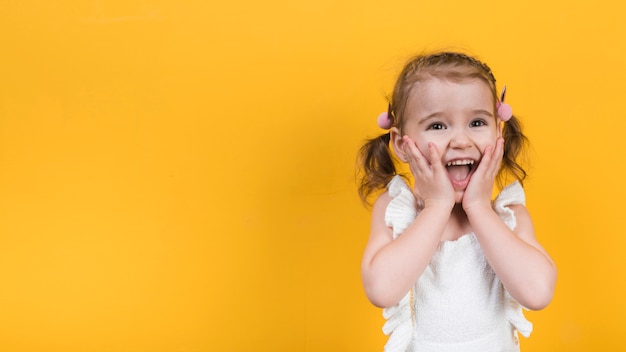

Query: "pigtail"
(499, 115), (529, 187)
(358, 132), (397, 206)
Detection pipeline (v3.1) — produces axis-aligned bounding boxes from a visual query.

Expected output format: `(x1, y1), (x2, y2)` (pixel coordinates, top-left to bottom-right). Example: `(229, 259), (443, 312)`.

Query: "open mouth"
(445, 159), (476, 183)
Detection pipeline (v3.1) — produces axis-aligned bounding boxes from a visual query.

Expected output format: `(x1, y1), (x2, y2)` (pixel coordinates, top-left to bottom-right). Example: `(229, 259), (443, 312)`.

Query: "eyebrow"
(472, 109), (495, 117)
(417, 112), (444, 124)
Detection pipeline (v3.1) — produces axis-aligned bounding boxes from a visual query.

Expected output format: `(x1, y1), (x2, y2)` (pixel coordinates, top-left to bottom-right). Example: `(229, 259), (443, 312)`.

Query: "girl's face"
(394, 77), (498, 201)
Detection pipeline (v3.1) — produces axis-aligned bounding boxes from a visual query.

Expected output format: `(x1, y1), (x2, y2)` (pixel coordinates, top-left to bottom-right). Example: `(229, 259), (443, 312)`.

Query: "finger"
(404, 145), (428, 178)
(403, 145), (420, 177)
(427, 142), (446, 174)
(474, 144), (494, 178)
(491, 137), (505, 176)
(401, 137), (420, 176)
(403, 136), (431, 172)
(483, 138), (504, 178)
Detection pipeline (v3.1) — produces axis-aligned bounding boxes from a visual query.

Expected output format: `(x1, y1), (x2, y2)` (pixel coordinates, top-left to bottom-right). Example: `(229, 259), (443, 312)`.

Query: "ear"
(389, 127), (407, 162)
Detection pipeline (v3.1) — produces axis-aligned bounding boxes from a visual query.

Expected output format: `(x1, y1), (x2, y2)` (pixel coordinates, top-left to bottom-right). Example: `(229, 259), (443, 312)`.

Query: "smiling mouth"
(445, 159), (475, 182)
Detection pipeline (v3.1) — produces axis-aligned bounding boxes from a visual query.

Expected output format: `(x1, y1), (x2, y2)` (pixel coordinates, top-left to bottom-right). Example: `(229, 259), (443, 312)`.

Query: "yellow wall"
(1, 0), (624, 351)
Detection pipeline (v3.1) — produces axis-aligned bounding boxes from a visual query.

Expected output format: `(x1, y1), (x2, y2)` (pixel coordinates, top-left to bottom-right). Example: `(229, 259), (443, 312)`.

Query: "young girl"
(358, 52), (556, 351)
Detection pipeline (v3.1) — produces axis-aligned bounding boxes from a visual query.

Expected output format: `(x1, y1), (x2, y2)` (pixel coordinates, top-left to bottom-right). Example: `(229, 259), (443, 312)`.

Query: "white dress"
(382, 176), (532, 352)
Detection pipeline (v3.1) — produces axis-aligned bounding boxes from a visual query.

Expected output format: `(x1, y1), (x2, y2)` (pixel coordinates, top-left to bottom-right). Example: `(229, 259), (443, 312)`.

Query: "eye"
(470, 119), (488, 127)
(427, 123), (445, 130)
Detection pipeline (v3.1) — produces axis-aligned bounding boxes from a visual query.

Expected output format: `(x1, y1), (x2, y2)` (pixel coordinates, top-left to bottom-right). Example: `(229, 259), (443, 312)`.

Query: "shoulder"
(371, 175), (411, 216)
(387, 175), (411, 196)
(371, 190), (393, 221)
(507, 203), (534, 236)
(369, 176), (411, 241)
(500, 197), (543, 254)
(493, 181), (527, 230)
(495, 181), (525, 207)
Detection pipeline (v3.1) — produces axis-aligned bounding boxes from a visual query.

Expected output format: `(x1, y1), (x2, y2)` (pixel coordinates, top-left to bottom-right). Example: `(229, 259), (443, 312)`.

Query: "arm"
(361, 137), (455, 308)
(465, 203), (557, 310)
(361, 192), (452, 308)
(463, 137), (556, 310)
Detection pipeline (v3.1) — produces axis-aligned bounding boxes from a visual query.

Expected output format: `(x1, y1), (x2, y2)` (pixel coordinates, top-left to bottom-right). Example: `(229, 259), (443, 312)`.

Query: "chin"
(454, 191), (465, 204)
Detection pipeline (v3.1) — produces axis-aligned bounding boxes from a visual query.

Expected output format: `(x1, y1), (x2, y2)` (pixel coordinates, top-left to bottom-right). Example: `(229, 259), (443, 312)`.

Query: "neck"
(441, 204), (472, 241)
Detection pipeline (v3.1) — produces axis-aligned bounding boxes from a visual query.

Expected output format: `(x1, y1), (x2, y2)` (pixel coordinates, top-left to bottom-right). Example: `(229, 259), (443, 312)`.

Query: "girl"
(358, 52), (556, 352)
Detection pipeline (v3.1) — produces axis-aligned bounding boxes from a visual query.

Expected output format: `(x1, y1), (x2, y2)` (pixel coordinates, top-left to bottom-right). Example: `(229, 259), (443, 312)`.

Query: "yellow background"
(0, 0), (624, 351)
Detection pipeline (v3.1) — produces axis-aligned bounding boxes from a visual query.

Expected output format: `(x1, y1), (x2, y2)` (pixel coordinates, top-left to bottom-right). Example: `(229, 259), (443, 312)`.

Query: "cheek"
(416, 143), (429, 160)
(477, 135), (498, 152)
(407, 131), (444, 161)
(411, 133), (445, 160)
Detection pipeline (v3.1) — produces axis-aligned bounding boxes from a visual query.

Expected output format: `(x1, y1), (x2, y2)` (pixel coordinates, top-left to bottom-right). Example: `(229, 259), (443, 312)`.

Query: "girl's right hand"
(402, 135), (455, 210)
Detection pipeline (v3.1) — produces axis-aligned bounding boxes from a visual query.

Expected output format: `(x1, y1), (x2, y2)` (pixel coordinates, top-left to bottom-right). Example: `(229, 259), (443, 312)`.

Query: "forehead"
(406, 77), (494, 112)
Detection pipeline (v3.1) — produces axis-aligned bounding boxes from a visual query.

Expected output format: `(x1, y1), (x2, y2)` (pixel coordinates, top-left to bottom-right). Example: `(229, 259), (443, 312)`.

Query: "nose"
(449, 128), (472, 149)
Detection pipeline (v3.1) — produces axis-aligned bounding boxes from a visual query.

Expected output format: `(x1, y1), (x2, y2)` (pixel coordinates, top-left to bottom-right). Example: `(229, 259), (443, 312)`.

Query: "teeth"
(446, 159), (474, 167)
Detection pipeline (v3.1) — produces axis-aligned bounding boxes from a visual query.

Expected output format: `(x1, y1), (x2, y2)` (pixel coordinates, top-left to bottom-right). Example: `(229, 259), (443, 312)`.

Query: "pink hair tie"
(496, 86), (513, 122)
(377, 104), (394, 130)
(377, 112), (393, 129)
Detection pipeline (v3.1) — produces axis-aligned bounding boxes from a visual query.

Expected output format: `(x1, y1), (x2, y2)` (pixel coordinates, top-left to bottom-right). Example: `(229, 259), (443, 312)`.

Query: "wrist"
(463, 201), (494, 217)
(422, 199), (454, 213)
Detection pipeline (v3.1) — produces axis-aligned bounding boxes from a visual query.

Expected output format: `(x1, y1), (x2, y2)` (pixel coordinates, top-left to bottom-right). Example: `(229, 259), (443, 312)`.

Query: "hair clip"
(496, 86), (513, 122)
(377, 104), (393, 130)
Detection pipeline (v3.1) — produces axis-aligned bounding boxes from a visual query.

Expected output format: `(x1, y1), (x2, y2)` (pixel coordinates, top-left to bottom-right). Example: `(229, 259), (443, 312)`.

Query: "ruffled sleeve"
(493, 181), (533, 338)
(493, 181), (525, 230)
(382, 292), (413, 352)
(385, 176), (417, 240)
(382, 176), (417, 351)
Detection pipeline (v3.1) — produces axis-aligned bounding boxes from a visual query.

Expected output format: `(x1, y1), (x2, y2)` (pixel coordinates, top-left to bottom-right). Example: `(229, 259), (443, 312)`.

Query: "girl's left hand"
(462, 137), (505, 213)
